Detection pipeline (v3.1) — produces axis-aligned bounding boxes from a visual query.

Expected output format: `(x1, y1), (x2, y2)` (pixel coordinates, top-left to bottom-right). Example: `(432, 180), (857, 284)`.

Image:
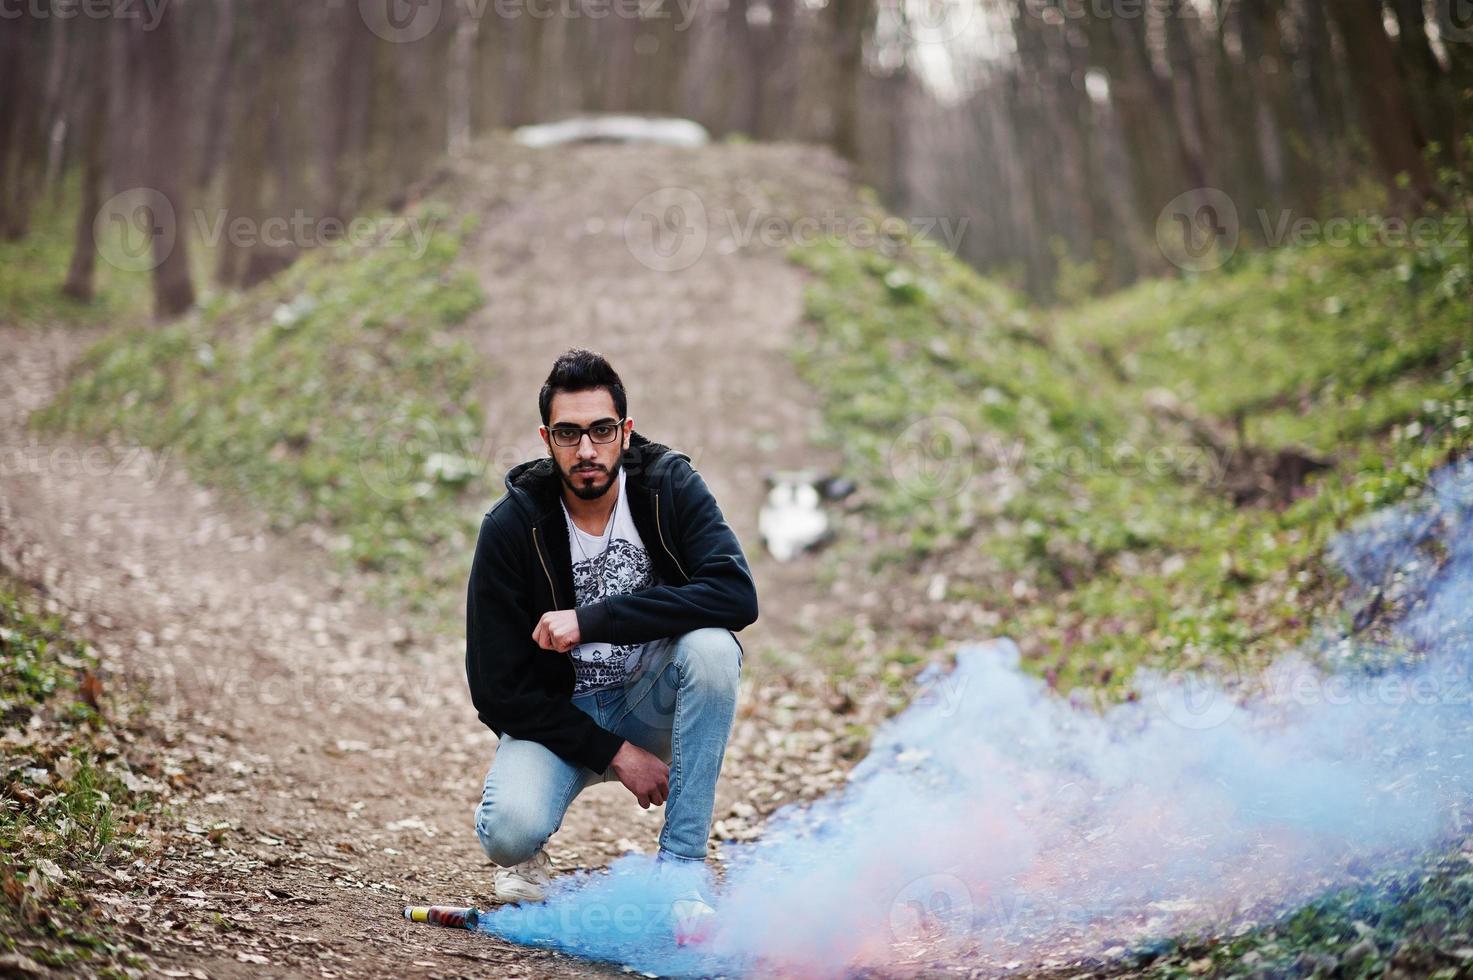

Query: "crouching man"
(465, 348), (758, 940)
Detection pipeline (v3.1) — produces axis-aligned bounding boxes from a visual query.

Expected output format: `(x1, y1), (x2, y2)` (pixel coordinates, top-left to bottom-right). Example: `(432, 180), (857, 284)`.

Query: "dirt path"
(0, 139), (862, 977)
(444, 136), (857, 652)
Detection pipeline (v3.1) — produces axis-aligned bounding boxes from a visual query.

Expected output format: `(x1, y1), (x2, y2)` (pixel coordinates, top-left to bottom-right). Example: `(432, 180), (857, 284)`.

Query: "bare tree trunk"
(2, 13), (47, 239)
(1326, 2), (1439, 210)
(0, 16), (23, 236)
(40, 17), (79, 197)
(62, 7), (112, 302)
(828, 0), (869, 160)
(762, 0), (796, 138)
(603, 15), (639, 113)
(1240, 0), (1293, 205)
(193, 0), (238, 191)
(131, 7), (196, 319)
(1389, 0), (1453, 153)
(214, 14), (268, 288)
(326, 7), (372, 219)
(1084, 9), (1190, 232)
(1435, 0), (1473, 92)
(1162, 0), (1213, 190)
(725, 0), (760, 136)
(447, 5), (480, 158)
(506, 13), (546, 124)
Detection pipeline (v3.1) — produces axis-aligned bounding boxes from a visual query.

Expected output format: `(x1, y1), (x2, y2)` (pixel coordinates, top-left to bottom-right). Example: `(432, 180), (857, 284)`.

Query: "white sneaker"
(650, 853), (718, 945)
(490, 848), (552, 904)
(670, 892), (718, 946)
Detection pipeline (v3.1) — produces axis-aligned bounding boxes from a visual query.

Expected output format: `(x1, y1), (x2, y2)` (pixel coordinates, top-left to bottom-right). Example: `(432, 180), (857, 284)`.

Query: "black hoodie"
(465, 430), (759, 773)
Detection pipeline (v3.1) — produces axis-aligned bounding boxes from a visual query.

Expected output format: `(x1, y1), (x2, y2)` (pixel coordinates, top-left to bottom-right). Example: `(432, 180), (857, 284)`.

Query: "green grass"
(789, 212), (1472, 694)
(790, 206), (1472, 977)
(0, 182), (153, 327)
(33, 203), (491, 627)
(1127, 841), (1473, 978)
(1, 577), (163, 973)
(20, 158), (1473, 974)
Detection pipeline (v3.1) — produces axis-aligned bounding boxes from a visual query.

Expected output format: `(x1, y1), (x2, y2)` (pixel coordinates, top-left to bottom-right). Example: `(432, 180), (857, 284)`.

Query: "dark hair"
(538, 348), (628, 426)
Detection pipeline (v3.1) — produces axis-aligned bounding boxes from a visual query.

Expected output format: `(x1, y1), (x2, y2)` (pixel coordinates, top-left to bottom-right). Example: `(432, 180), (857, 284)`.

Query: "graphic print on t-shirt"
(565, 470), (662, 696)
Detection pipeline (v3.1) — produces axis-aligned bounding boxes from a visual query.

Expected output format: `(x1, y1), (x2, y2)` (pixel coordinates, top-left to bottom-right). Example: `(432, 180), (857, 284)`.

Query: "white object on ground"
(759, 480), (828, 563)
(490, 848), (552, 904)
(758, 470), (853, 562)
(512, 115), (711, 149)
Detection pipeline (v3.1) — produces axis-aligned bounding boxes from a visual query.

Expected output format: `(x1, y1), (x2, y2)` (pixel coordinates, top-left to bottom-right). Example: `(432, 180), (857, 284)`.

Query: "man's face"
(540, 389), (632, 502)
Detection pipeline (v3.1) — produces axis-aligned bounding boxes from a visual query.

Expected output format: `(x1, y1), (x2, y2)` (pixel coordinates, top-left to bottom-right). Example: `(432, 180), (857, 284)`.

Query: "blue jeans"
(475, 627), (743, 865)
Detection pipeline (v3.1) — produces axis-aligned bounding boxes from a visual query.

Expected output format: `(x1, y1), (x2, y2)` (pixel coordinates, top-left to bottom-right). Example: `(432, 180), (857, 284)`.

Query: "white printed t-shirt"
(562, 468), (666, 696)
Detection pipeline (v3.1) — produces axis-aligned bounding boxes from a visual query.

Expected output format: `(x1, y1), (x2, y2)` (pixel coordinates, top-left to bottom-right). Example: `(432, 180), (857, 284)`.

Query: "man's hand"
(532, 610), (581, 653)
(609, 741), (669, 809)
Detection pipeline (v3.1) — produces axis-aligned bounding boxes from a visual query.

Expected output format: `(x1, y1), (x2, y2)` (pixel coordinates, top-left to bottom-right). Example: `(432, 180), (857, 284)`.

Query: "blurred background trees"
(2, 0), (1467, 317)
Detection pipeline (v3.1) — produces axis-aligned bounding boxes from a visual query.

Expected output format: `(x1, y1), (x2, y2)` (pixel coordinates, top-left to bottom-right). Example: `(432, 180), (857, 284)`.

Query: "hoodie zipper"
(532, 525), (561, 608)
(653, 490), (690, 583)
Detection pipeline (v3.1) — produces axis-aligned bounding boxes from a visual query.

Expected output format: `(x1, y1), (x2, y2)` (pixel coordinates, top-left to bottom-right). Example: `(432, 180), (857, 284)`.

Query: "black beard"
(560, 456), (622, 501)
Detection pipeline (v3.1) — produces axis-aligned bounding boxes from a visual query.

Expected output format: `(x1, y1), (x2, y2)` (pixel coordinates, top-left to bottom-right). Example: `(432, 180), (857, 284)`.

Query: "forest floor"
(4, 134), (1472, 979)
(0, 139), (886, 978)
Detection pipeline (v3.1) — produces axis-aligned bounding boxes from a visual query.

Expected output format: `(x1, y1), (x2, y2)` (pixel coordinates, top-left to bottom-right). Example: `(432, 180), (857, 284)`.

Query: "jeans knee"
(675, 628), (741, 694)
(474, 800), (547, 867)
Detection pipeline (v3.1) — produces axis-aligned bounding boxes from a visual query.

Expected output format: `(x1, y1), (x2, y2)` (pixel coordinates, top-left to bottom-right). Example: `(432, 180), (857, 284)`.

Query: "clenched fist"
(532, 609), (581, 653)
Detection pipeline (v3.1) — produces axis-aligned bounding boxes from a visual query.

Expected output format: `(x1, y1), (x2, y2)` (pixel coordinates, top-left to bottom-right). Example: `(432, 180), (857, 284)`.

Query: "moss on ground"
(0, 182), (153, 328)
(1, 577), (167, 975)
(790, 208), (1472, 979)
(1126, 842), (1473, 979)
(32, 204), (490, 627)
(790, 214), (1471, 694)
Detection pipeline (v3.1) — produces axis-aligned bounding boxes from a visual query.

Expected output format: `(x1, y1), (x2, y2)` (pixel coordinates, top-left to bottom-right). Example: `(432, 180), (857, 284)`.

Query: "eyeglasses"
(548, 418), (625, 448)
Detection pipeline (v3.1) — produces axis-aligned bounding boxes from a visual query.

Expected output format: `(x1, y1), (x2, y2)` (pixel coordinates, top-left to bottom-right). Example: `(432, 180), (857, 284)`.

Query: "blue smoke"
(476, 459), (1473, 975)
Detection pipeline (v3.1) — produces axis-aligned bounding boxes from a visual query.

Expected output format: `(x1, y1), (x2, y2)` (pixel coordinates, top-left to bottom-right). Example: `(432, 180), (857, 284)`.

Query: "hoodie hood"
(502, 429), (690, 521)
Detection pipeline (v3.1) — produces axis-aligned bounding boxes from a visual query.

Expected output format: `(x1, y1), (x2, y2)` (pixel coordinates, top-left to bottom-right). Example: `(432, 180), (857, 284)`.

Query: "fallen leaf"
(79, 669), (104, 712)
